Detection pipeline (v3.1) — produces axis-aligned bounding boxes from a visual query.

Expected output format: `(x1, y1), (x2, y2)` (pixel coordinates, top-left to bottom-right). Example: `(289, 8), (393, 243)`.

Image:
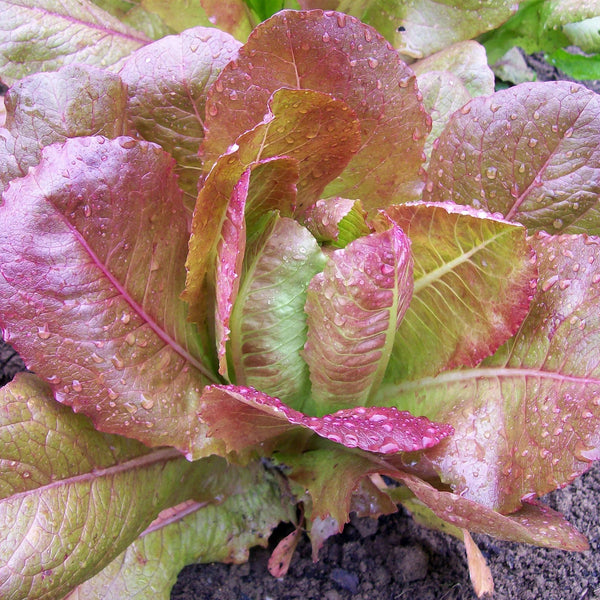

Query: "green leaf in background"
(0, 137), (221, 459)
(424, 81), (600, 235)
(380, 203), (537, 382)
(0, 64), (128, 195)
(89, 0), (174, 39)
(64, 466), (294, 600)
(0, 0), (148, 85)
(0, 373), (208, 600)
(118, 26), (241, 208)
(548, 48), (600, 80)
(229, 215), (326, 410)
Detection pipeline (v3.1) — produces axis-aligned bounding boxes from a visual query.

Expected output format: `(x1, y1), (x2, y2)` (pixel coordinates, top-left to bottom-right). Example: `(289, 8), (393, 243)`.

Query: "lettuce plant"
(1, 3), (600, 599)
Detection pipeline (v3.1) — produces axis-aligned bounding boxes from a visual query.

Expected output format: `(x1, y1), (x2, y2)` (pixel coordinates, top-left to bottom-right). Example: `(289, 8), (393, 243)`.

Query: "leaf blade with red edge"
(380, 202), (537, 381)
(377, 233), (600, 513)
(303, 224), (413, 412)
(198, 384), (453, 455)
(201, 9), (430, 205)
(424, 81), (600, 234)
(0, 136), (221, 459)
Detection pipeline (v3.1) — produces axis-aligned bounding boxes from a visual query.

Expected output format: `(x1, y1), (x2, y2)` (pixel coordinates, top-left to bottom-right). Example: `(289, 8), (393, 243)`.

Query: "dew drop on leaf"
(485, 167), (497, 180)
(552, 218), (563, 230)
(72, 380), (82, 392)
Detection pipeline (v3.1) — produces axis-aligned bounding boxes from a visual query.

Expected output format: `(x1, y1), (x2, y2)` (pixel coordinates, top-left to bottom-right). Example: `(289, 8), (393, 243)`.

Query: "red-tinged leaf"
(464, 530), (494, 599)
(0, 0), (149, 86)
(118, 27), (241, 207)
(0, 65), (128, 195)
(303, 197), (371, 248)
(199, 384), (453, 455)
(395, 472), (588, 551)
(380, 202), (537, 381)
(184, 87), (360, 322)
(268, 527), (302, 577)
(199, 0), (254, 41)
(0, 373), (232, 600)
(229, 215), (326, 410)
(377, 233), (600, 513)
(303, 225), (413, 411)
(424, 81), (600, 234)
(201, 9), (430, 205)
(216, 169), (249, 378)
(0, 136), (222, 459)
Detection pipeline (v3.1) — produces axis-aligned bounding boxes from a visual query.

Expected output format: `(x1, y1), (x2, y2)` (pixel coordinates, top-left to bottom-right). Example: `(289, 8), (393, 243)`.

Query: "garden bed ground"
(2, 52), (600, 600)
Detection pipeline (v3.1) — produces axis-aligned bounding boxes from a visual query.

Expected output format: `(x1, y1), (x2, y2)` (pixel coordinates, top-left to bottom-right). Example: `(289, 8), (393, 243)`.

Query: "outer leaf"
(183, 87), (360, 322)
(0, 137), (221, 459)
(380, 203), (537, 382)
(63, 466), (294, 600)
(0, 0), (148, 86)
(395, 472), (588, 551)
(0, 373), (210, 600)
(377, 233), (600, 513)
(199, 384), (454, 454)
(411, 41), (495, 97)
(336, 0), (516, 59)
(118, 27), (241, 207)
(229, 215), (326, 409)
(0, 64), (128, 195)
(303, 225), (413, 411)
(424, 81), (600, 235)
(302, 197), (371, 248)
(201, 9), (430, 204)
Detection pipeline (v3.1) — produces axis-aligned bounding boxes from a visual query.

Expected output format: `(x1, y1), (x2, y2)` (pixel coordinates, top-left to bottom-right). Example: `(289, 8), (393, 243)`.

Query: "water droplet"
(533, 110), (540, 120)
(72, 380), (83, 392)
(121, 313), (131, 324)
(564, 127), (573, 138)
(490, 103), (500, 113)
(368, 57), (379, 69)
(509, 113), (518, 120)
(460, 105), (471, 115)
(125, 332), (136, 346)
(518, 163), (526, 174)
(84, 205), (92, 217)
(91, 352), (103, 364)
(214, 80), (223, 93)
(37, 325), (51, 340)
(592, 273), (600, 284)
(112, 355), (125, 369)
(208, 104), (218, 117)
(124, 402), (137, 414)
(552, 218), (563, 230)
(23, 471), (30, 478)
(541, 275), (559, 292)
(486, 167), (497, 180)
(229, 90), (238, 101)
(108, 389), (119, 401)
(528, 138), (538, 148)
(119, 139), (136, 149)
(141, 395), (154, 410)
(322, 32), (330, 43)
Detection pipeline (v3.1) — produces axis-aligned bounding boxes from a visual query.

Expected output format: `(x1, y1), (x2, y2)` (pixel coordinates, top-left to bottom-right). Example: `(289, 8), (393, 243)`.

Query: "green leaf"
(0, 0), (148, 86)
(337, 0), (517, 59)
(381, 203), (537, 382)
(0, 137), (221, 459)
(303, 225), (413, 412)
(118, 27), (241, 208)
(229, 215), (326, 410)
(63, 465), (294, 600)
(377, 233), (600, 513)
(183, 87), (360, 322)
(424, 81), (600, 235)
(547, 48), (600, 80)
(0, 64), (128, 195)
(0, 373), (210, 599)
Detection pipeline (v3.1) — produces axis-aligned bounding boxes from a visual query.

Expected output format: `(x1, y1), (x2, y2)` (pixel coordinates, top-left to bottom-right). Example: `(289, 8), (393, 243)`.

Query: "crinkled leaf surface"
(229, 215), (326, 410)
(184, 87), (360, 322)
(424, 81), (600, 235)
(396, 472), (588, 550)
(201, 9), (430, 204)
(303, 197), (371, 248)
(199, 384), (453, 455)
(0, 136), (222, 459)
(303, 225), (413, 411)
(377, 233), (600, 513)
(0, 373), (214, 600)
(380, 203), (536, 382)
(63, 466), (294, 600)
(0, 0), (148, 85)
(336, 0), (516, 59)
(118, 27), (241, 206)
(0, 64), (127, 195)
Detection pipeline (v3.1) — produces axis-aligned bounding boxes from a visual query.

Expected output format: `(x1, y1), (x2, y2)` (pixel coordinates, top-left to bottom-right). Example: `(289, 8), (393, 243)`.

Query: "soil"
(2, 53), (600, 600)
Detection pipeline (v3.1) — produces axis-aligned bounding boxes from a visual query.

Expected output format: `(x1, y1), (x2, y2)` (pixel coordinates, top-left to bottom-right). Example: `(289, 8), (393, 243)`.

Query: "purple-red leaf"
(380, 202), (537, 381)
(184, 87), (360, 322)
(377, 233), (600, 513)
(0, 136), (221, 459)
(201, 9), (430, 205)
(303, 225), (413, 411)
(199, 384), (453, 455)
(424, 81), (600, 234)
